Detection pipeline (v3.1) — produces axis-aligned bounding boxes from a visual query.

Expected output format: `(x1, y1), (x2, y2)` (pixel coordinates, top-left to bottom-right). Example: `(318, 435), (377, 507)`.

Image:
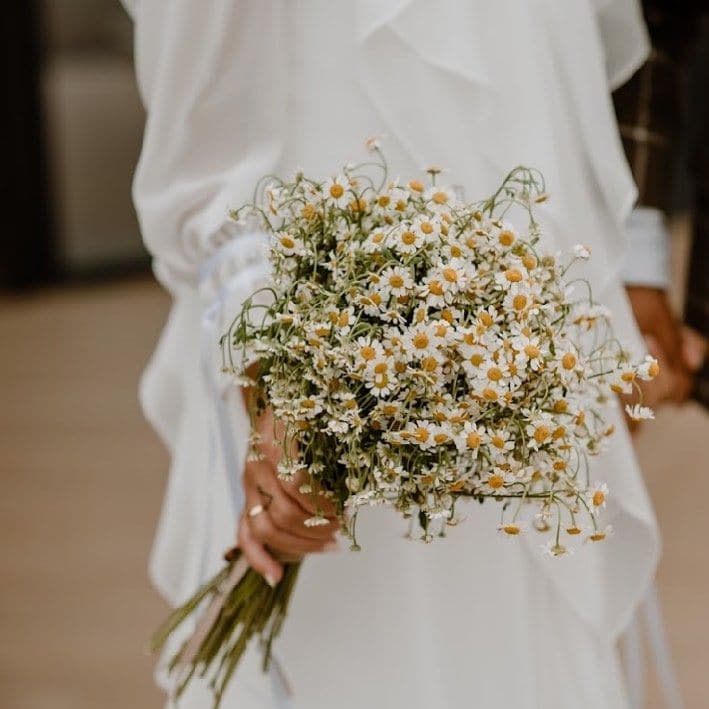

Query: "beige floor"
(0, 278), (707, 708)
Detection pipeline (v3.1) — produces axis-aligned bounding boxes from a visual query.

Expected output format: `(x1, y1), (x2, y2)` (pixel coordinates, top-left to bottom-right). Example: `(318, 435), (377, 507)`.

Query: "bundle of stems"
(151, 549), (301, 707)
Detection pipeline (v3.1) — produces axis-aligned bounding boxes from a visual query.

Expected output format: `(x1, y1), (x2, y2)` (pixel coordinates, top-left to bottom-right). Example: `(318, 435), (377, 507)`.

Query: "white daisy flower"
(541, 541), (575, 557)
(573, 244), (591, 260)
(379, 266), (414, 298)
(273, 232), (306, 257)
(624, 404), (655, 421)
(454, 421), (487, 453)
(587, 482), (609, 512)
(322, 174), (351, 207)
(487, 427), (515, 457)
(390, 222), (424, 255)
(498, 519), (528, 536)
(637, 355), (660, 381)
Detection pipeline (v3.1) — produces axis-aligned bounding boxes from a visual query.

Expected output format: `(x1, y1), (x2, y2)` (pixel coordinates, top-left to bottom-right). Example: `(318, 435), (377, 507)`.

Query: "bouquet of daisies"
(152, 142), (657, 705)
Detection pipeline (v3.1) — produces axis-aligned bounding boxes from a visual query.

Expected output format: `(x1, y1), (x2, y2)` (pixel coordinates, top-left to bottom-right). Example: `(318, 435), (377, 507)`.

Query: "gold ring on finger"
(248, 503), (266, 518)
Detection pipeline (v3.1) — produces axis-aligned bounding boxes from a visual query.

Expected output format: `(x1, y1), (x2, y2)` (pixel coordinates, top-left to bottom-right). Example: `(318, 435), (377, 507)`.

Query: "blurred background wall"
(0, 3), (707, 709)
(3, 0), (147, 289)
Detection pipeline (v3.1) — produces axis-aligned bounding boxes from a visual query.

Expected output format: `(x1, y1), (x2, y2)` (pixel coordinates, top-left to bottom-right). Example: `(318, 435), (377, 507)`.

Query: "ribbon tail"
(176, 556), (251, 670)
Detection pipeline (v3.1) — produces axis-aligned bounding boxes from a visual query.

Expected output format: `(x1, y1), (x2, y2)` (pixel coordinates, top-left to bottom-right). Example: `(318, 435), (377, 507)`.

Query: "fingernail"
(265, 574), (277, 588)
(323, 541), (341, 553)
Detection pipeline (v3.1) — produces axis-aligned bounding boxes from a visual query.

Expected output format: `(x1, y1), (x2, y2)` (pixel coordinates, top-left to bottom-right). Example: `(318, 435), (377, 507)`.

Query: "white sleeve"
(620, 207), (671, 289)
(129, 0), (287, 291)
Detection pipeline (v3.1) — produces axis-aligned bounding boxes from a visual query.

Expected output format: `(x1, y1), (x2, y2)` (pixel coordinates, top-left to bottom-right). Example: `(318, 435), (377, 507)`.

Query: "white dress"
(123, 1), (660, 707)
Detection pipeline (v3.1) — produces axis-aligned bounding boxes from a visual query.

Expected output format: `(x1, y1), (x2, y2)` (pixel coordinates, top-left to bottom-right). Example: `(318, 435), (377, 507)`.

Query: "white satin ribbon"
(198, 235), (294, 707)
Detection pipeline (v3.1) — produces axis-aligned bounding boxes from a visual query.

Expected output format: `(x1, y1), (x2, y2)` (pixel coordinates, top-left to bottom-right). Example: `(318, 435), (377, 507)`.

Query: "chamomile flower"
(455, 421), (487, 453)
(323, 174), (351, 207)
(424, 185), (458, 211)
(274, 232), (305, 257)
(487, 427), (515, 458)
(637, 355), (660, 381)
(390, 222), (424, 255)
(587, 482), (609, 512)
(498, 519), (528, 536)
(624, 404), (655, 421)
(480, 467), (512, 494)
(379, 266), (414, 298)
(402, 323), (438, 360)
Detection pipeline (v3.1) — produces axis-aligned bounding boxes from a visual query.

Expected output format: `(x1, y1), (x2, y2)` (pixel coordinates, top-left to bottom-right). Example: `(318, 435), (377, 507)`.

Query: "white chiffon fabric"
(124, 2), (660, 706)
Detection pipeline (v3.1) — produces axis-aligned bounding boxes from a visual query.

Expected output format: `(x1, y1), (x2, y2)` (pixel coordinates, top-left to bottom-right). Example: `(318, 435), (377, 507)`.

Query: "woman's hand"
(236, 406), (338, 587)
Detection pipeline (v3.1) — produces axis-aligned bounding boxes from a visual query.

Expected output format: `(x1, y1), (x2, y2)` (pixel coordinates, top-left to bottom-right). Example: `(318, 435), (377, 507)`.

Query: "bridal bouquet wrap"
(152, 144), (657, 705)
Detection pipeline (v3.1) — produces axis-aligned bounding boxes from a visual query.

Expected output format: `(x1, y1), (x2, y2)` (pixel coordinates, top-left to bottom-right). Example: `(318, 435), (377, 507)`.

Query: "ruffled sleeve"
(127, 0), (287, 603)
(130, 0), (286, 293)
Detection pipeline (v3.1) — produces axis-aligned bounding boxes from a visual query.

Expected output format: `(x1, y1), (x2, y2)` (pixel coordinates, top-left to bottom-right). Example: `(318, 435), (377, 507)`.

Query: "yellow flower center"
(382, 404), (398, 416)
(389, 274), (404, 288)
(553, 400), (568, 413)
(501, 523), (521, 535)
(401, 230), (417, 245)
(428, 280), (444, 296)
(553, 460), (567, 471)
(487, 367), (503, 382)
(466, 432), (481, 449)
(432, 190), (448, 204)
(450, 245), (462, 257)
(329, 184), (344, 199)
(482, 388), (498, 401)
(420, 221), (433, 234)
(505, 268), (523, 283)
(434, 433), (450, 444)
(480, 312), (494, 326)
(413, 333), (430, 349)
(522, 255), (537, 269)
(443, 267), (459, 283)
(524, 344), (540, 358)
(414, 427), (430, 443)
(469, 353), (484, 367)
(421, 356), (438, 372)
(409, 180), (425, 193)
(374, 362), (388, 374)
(301, 399), (316, 409)
(566, 526), (582, 535)
(512, 294), (528, 311)
(301, 204), (316, 219)
(534, 426), (551, 444)
(648, 360), (660, 378)
(491, 435), (505, 449)
(488, 473), (505, 489)
(360, 345), (376, 361)
(435, 324), (448, 337)
(441, 309), (455, 324)
(562, 352), (577, 370)
(280, 235), (295, 249)
(499, 230), (515, 246)
(592, 490), (605, 506)
(621, 371), (636, 383)
(372, 232), (385, 244)
(377, 195), (390, 207)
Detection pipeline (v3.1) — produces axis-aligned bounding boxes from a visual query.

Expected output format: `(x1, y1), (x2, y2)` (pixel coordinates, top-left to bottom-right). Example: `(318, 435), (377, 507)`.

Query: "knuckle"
(271, 502), (300, 530)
